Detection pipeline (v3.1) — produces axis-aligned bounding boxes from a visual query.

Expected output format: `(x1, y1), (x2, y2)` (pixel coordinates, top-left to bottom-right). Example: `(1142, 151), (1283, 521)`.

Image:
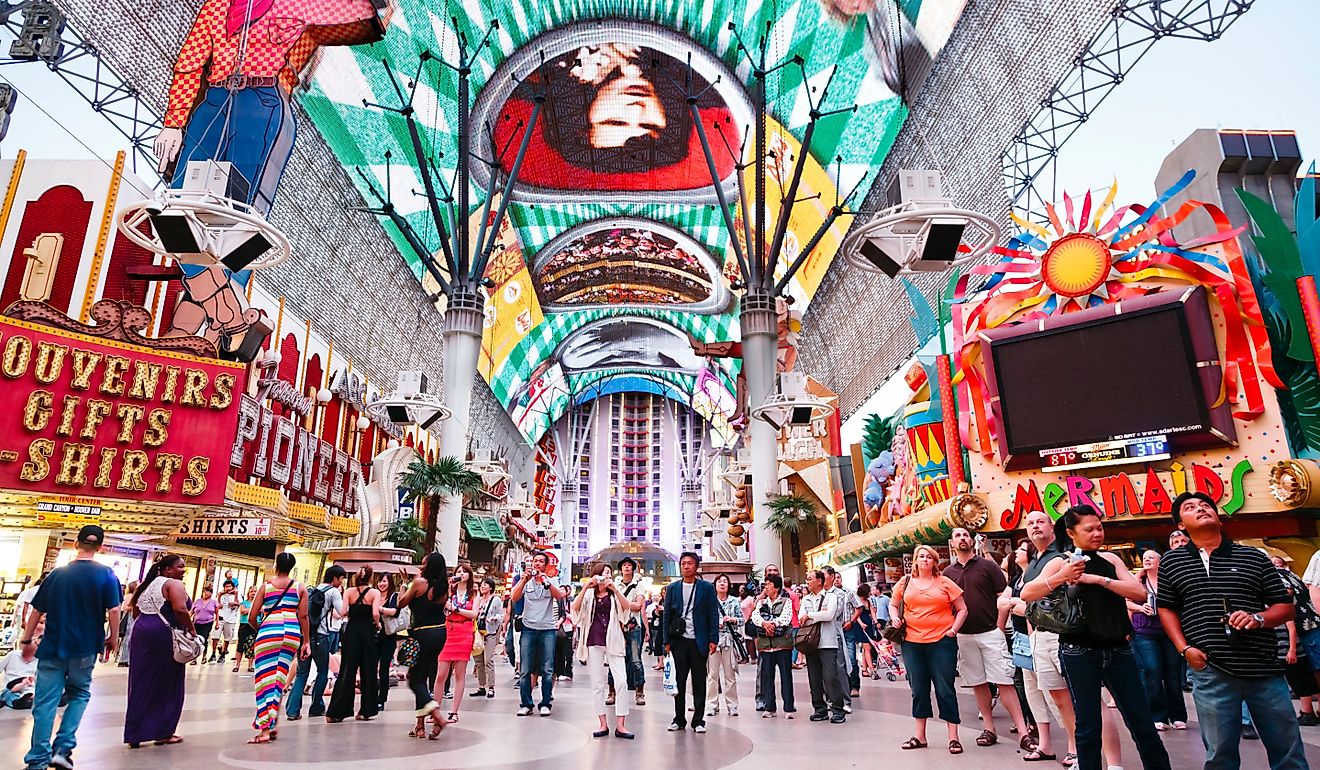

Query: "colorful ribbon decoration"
(949, 174), (1281, 456)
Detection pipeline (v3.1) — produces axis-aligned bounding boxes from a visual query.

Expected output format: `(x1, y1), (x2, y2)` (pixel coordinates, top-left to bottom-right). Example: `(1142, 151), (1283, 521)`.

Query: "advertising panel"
(298, 3), (974, 443)
(0, 315), (246, 506)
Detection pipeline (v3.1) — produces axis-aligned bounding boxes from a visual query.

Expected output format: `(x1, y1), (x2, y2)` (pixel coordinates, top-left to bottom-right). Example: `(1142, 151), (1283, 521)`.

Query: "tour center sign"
(0, 316), (246, 507)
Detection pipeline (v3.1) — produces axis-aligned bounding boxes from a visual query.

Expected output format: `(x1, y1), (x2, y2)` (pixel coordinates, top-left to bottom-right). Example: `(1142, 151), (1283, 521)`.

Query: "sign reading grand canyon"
(0, 316), (246, 506)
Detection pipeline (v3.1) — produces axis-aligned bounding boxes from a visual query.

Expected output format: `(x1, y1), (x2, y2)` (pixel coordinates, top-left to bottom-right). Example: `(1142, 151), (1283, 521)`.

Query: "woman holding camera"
(572, 562), (635, 739)
(752, 574), (796, 718)
(707, 574), (744, 715)
(1021, 505), (1170, 770)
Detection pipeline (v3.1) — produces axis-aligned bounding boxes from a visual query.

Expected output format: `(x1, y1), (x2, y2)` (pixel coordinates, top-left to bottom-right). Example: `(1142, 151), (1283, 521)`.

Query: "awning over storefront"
(463, 513), (507, 542)
(832, 493), (991, 567)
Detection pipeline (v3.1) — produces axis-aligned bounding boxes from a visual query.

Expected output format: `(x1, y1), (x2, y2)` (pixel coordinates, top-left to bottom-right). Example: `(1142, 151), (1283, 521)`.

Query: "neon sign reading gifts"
(0, 316), (245, 506)
(999, 460), (1254, 530)
(229, 395), (360, 515)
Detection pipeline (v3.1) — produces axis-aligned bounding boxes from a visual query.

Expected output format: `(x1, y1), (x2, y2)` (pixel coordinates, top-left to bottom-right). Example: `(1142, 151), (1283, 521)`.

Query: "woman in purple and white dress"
(124, 554), (196, 749)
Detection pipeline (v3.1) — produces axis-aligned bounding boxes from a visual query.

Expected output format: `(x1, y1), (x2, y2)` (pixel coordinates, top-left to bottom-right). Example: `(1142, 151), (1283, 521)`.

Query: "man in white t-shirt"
(211, 579), (242, 663)
(11, 575), (44, 634)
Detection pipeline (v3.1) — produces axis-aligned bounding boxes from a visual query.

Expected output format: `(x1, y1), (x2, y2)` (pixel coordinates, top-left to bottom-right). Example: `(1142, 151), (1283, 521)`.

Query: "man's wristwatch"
(1251, 613), (1266, 627)
(19, 639), (32, 645)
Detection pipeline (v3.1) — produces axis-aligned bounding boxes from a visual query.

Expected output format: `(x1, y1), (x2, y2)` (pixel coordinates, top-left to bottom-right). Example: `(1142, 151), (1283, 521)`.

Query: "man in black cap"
(21, 525), (123, 770)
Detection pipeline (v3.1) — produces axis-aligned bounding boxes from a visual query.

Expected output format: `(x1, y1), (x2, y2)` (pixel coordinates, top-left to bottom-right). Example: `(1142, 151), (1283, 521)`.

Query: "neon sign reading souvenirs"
(0, 316), (246, 506)
(999, 460), (1255, 529)
(230, 394), (360, 515)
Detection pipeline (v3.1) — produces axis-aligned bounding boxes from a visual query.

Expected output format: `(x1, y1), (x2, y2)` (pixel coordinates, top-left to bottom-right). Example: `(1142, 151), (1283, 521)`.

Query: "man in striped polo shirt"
(1156, 491), (1307, 770)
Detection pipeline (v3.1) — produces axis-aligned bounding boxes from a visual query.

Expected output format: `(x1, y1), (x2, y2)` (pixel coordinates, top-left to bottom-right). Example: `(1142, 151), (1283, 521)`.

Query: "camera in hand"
(1221, 597), (1240, 644)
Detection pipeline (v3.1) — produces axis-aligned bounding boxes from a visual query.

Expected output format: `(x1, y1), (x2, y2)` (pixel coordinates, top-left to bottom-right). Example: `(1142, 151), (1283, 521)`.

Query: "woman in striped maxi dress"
(246, 552), (309, 744)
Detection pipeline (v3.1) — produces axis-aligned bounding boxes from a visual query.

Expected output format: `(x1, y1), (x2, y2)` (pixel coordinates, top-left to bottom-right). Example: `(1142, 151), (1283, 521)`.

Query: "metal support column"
(740, 290), (779, 570)
(436, 287), (484, 562)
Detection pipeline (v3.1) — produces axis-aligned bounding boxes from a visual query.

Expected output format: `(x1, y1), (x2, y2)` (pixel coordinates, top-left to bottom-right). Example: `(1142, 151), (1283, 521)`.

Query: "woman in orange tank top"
(890, 544), (968, 755)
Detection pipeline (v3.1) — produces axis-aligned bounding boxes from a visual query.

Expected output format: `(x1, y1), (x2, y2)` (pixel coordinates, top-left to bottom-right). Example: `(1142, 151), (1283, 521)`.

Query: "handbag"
(381, 593), (411, 636)
(1011, 629), (1034, 670)
(469, 594), (493, 658)
(1026, 585), (1085, 635)
(794, 621), (821, 653)
(397, 637), (420, 666)
(880, 577), (908, 643)
(169, 623), (205, 664)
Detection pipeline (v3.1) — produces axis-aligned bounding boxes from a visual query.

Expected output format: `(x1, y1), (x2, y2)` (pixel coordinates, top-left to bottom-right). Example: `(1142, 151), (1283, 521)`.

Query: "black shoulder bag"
(1026, 583), (1085, 635)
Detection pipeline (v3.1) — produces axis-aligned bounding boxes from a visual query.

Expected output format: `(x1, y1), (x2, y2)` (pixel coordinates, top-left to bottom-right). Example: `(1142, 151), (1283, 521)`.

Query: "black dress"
(326, 588), (379, 720)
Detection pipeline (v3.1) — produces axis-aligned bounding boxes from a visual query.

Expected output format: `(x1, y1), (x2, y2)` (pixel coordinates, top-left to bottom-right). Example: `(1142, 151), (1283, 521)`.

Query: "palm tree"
(762, 493), (819, 566)
(396, 456), (485, 555)
(378, 516), (426, 563)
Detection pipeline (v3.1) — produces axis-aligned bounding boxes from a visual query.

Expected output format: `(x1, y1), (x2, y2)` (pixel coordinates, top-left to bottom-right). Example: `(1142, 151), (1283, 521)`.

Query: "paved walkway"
(5, 656), (1320, 769)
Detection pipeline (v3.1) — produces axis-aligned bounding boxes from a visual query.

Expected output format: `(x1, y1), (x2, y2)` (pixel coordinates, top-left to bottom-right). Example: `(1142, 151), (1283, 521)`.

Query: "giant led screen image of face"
(533, 219), (729, 313)
(472, 23), (750, 202)
(556, 317), (705, 374)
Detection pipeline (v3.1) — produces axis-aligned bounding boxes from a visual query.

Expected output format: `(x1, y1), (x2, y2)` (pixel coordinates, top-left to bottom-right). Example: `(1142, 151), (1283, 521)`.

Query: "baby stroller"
(870, 637), (905, 681)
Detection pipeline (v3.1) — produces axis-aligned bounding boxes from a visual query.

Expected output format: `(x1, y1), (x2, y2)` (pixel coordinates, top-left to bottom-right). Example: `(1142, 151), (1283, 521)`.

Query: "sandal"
(153, 736), (184, 745)
(949, 740), (964, 755)
(1023, 748), (1057, 762)
(246, 734), (272, 745)
(355, 715), (373, 721)
(976, 730), (998, 747)
(1019, 734), (1037, 751)
(901, 737), (928, 750)
(1062, 752), (1077, 767)
(447, 712), (459, 723)
(429, 710), (446, 740)
(408, 723), (426, 739)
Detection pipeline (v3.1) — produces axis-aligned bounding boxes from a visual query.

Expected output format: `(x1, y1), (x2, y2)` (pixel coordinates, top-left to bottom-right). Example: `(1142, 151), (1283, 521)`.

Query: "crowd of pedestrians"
(13, 495), (1320, 770)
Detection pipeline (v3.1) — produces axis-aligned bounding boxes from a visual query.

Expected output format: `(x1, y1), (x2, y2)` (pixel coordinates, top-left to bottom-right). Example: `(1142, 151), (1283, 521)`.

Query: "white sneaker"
(49, 756), (73, 770)
(694, 724), (707, 734)
(538, 705), (552, 716)
(667, 721), (683, 731)
(842, 704), (852, 714)
(728, 708), (739, 717)
(516, 706), (533, 716)
(1154, 722), (1168, 731)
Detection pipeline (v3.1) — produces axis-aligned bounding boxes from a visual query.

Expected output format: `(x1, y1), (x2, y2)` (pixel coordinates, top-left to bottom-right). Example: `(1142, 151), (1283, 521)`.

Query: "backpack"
(308, 586), (332, 632)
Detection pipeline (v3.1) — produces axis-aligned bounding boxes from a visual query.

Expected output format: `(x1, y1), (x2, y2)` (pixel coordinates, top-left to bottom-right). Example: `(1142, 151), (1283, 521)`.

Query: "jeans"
(670, 636), (709, 728)
(806, 646), (846, 717)
(1188, 665), (1308, 770)
(904, 636), (960, 723)
(1131, 633), (1188, 724)
(1059, 642), (1170, 770)
(287, 632), (331, 717)
(519, 627), (557, 708)
(758, 649), (795, 713)
(624, 625), (646, 690)
(844, 637), (861, 691)
(24, 655), (95, 769)
(172, 85), (295, 215)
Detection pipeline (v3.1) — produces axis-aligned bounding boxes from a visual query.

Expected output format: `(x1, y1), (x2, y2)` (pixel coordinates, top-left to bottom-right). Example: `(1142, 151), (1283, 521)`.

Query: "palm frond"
(761, 493), (818, 536)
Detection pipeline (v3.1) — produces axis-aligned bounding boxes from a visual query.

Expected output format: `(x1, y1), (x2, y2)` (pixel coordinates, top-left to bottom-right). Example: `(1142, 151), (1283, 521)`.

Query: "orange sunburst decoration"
(950, 170), (1285, 455)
